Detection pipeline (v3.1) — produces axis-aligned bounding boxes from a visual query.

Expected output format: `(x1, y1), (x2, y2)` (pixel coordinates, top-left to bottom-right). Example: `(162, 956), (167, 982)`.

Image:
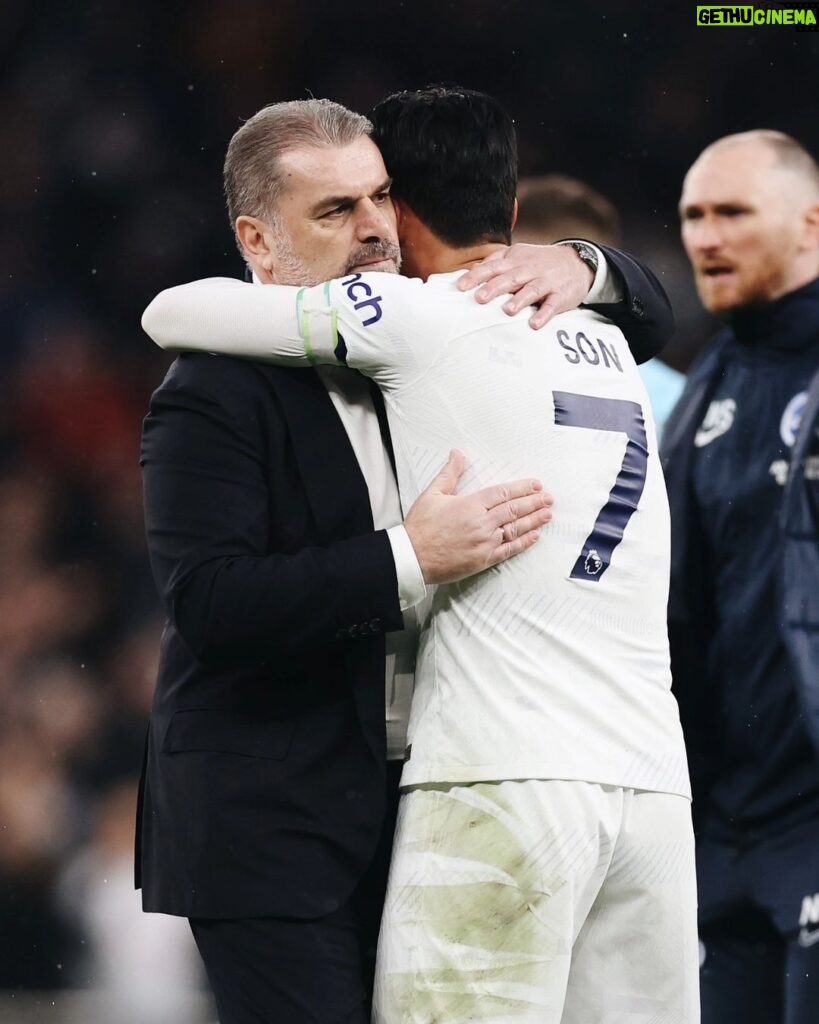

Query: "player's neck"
(413, 242), (508, 279)
(398, 207), (509, 280)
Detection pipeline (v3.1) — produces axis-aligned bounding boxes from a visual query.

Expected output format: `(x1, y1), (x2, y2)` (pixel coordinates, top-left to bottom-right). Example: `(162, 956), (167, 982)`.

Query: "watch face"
(574, 242), (598, 270)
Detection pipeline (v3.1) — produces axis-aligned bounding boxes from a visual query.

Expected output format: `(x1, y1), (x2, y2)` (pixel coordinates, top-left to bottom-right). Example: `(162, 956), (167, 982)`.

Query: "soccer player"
(666, 130), (819, 1024)
(142, 87), (697, 1022)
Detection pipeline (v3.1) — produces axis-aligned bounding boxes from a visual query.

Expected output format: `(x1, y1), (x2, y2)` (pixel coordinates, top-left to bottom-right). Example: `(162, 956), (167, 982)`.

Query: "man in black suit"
(138, 97), (675, 1024)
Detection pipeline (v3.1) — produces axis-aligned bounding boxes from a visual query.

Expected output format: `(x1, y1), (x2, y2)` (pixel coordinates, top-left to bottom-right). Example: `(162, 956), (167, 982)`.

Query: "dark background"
(1, 0), (816, 1016)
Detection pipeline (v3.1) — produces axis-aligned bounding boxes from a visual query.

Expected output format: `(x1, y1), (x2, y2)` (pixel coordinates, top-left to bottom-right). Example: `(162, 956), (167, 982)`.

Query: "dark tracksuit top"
(663, 278), (819, 846)
(687, 287), (819, 842)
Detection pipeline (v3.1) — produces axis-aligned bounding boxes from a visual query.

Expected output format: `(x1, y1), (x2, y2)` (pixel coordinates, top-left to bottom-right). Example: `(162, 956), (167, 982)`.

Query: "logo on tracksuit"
(798, 893), (819, 948)
(770, 391), (809, 485)
(694, 399), (736, 447)
(780, 391), (808, 447)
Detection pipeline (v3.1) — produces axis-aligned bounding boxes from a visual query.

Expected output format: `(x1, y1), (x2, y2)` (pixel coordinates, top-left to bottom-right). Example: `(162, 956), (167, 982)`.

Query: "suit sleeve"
(141, 357), (405, 662)
(582, 243), (675, 365)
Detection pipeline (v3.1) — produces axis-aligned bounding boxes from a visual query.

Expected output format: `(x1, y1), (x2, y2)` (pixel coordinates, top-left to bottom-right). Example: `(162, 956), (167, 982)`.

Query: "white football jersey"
(144, 272), (690, 797)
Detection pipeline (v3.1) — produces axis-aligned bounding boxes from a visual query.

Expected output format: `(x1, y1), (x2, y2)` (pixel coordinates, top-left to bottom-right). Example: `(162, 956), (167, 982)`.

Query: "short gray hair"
(223, 99), (373, 244)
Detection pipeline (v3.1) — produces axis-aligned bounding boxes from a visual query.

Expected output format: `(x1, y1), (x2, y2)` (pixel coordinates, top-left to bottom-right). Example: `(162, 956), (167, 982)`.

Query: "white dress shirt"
(316, 365), (426, 760)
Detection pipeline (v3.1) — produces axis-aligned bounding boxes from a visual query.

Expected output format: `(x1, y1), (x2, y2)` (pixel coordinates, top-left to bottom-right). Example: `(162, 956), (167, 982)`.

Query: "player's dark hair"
(372, 85), (517, 247)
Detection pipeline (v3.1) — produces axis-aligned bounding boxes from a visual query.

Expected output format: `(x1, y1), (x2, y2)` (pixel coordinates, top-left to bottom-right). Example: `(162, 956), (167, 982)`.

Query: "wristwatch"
(562, 240), (599, 277)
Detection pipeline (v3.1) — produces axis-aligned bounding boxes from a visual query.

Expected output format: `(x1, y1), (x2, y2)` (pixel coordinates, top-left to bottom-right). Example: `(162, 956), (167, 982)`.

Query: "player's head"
(224, 99), (400, 285)
(679, 130), (819, 314)
(371, 85), (517, 277)
(514, 175), (621, 246)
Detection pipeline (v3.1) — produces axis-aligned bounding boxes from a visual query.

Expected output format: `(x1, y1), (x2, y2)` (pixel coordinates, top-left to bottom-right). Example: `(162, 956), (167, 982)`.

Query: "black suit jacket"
(135, 247), (673, 920)
(137, 355), (405, 918)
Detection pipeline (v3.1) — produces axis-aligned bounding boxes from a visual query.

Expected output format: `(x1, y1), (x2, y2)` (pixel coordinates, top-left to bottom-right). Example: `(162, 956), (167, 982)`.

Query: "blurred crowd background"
(1, 0), (817, 1019)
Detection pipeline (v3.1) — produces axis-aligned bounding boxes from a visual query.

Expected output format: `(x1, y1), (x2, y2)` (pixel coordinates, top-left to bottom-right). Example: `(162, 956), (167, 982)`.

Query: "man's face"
(679, 142), (811, 313)
(270, 136), (400, 284)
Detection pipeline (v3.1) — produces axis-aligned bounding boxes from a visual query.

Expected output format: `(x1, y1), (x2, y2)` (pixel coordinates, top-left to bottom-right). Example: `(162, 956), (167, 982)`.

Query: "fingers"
(489, 490), (554, 529)
(499, 504), (554, 541)
(529, 301), (559, 330)
(428, 448), (465, 495)
(456, 250), (507, 291)
(479, 478), (544, 511)
(489, 526), (544, 567)
(474, 268), (532, 304)
(500, 281), (557, 317)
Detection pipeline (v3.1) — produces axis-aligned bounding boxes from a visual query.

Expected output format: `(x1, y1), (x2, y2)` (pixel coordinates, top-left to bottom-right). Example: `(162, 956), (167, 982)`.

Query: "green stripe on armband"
(302, 313), (316, 365)
(329, 308), (340, 362)
(322, 281), (340, 363)
(323, 281), (340, 360)
(296, 287), (317, 366)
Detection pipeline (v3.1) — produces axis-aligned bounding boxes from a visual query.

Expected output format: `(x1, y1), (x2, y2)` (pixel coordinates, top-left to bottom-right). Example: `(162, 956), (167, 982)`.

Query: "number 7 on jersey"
(552, 391), (648, 582)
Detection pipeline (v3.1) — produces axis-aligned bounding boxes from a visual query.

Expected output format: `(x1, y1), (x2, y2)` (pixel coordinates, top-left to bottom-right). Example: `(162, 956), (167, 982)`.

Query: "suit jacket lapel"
(367, 378), (397, 478)
(262, 366), (375, 540)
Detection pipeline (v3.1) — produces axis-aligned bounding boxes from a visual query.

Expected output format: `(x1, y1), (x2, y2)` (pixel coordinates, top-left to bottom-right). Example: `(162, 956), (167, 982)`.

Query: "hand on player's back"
(404, 450), (554, 585)
(457, 242), (594, 330)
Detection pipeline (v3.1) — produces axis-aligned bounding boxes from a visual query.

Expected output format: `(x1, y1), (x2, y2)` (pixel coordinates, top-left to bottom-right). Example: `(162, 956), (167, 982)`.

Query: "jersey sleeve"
(141, 273), (439, 394)
(301, 273), (435, 392)
(142, 277), (310, 366)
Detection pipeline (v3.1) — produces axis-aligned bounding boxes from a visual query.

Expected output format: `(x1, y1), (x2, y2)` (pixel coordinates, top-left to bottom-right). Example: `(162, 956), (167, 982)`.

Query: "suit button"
(334, 628), (347, 641)
(369, 618), (381, 632)
(349, 624), (359, 638)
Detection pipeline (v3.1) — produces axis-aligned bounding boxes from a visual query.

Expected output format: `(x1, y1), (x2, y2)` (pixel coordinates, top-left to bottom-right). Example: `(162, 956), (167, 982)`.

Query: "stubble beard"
(273, 232), (401, 287)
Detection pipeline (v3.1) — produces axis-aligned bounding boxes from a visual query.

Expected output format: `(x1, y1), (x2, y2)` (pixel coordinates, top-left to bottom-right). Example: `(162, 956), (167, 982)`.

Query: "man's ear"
(235, 215), (276, 273)
(801, 201), (819, 250)
(392, 198), (408, 233)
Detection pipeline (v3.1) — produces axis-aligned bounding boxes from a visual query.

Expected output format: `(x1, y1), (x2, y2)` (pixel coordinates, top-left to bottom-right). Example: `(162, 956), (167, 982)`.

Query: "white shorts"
(374, 779), (699, 1023)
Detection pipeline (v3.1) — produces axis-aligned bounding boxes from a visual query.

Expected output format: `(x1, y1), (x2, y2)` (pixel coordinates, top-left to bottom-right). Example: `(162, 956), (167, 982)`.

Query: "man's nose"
(689, 216), (724, 253)
(354, 198), (395, 241)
